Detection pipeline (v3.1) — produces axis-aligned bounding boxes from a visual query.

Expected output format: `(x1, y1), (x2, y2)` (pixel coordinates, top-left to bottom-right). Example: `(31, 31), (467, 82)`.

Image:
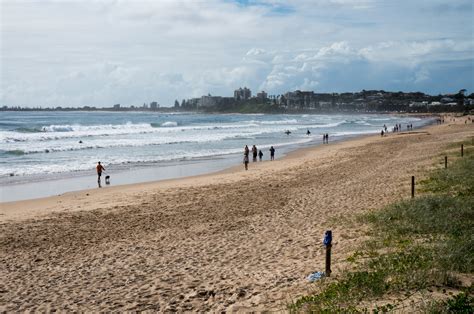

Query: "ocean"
(0, 111), (432, 201)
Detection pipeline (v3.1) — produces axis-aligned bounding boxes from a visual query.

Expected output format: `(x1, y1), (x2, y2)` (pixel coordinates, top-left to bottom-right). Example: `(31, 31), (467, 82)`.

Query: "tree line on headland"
(2, 89), (472, 114)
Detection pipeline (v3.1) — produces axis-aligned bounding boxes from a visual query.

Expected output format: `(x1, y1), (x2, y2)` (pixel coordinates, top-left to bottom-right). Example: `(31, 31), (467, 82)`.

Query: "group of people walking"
(243, 144), (275, 170)
(381, 123), (415, 137)
(391, 123), (413, 133)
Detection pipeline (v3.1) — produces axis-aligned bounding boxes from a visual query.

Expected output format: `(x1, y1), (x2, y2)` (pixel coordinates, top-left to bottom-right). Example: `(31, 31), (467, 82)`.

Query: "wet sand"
(1, 115), (473, 311)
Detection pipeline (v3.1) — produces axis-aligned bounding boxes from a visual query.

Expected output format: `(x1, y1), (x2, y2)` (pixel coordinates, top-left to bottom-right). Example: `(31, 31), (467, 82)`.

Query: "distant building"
(284, 90), (318, 109)
(113, 104), (121, 109)
(256, 91), (268, 100)
(200, 95), (222, 107)
(198, 95), (236, 108)
(150, 102), (158, 109)
(185, 98), (201, 109)
(234, 87), (251, 100)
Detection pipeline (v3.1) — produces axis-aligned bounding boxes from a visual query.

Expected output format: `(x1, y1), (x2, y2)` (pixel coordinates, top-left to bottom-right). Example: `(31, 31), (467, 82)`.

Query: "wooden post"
(461, 144), (464, 157)
(445, 156), (448, 169)
(411, 176), (415, 198)
(323, 230), (332, 277)
(325, 244), (332, 277)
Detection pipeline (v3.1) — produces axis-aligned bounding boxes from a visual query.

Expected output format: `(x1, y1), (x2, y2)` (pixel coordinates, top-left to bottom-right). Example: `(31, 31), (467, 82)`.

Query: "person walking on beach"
(323, 133), (329, 144)
(258, 150), (263, 161)
(252, 145), (258, 162)
(243, 154), (249, 170)
(96, 161), (105, 188)
(269, 146), (275, 161)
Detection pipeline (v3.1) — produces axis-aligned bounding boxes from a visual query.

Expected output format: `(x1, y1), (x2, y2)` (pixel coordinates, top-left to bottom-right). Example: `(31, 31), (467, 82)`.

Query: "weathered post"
(411, 176), (415, 198)
(445, 156), (448, 169)
(461, 144), (464, 157)
(323, 230), (332, 277)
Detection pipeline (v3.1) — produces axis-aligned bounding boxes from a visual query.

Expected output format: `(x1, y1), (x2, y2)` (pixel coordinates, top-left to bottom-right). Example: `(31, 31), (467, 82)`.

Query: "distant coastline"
(2, 89), (472, 114)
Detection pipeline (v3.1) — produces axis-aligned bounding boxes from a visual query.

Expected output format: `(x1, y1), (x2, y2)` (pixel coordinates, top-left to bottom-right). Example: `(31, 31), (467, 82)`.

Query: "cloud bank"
(1, 0), (473, 107)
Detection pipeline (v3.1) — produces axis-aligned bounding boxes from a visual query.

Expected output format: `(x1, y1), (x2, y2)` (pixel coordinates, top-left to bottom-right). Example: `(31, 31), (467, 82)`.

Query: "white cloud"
(414, 68), (431, 84)
(358, 39), (473, 67)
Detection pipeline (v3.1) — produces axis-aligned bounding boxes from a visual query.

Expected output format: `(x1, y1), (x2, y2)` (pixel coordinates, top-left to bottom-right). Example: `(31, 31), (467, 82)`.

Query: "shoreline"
(0, 116), (440, 221)
(0, 133), (358, 221)
(1, 116), (472, 311)
(1, 114), (434, 203)
(0, 116), (449, 223)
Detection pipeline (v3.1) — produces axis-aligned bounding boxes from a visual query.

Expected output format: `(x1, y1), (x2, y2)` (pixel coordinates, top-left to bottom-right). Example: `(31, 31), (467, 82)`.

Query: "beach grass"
(289, 146), (473, 312)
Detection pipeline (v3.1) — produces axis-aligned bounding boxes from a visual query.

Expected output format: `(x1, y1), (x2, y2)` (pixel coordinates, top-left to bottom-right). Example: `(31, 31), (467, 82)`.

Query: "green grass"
(290, 147), (473, 312)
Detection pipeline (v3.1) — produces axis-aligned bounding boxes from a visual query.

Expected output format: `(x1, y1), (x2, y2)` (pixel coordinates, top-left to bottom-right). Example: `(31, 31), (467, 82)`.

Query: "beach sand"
(1, 115), (473, 311)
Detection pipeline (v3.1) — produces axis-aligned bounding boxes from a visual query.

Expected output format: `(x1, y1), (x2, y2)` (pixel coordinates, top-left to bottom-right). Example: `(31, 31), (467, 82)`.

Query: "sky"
(1, 0), (473, 107)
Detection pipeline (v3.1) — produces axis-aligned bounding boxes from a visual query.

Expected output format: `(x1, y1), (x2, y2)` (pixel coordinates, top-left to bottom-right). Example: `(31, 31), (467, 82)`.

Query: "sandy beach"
(1, 115), (473, 311)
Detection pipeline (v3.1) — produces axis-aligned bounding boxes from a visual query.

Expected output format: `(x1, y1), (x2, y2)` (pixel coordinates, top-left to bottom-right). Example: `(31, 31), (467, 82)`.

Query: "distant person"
(244, 145), (249, 157)
(258, 150), (263, 161)
(285, 130), (291, 135)
(252, 145), (258, 162)
(96, 161), (105, 188)
(325, 133), (329, 144)
(322, 134), (325, 144)
(243, 154), (249, 170)
(269, 146), (275, 161)
(306, 129), (311, 136)
(381, 130), (384, 137)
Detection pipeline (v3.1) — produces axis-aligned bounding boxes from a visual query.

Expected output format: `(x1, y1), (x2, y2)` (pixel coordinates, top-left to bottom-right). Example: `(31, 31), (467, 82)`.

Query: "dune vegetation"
(290, 140), (473, 312)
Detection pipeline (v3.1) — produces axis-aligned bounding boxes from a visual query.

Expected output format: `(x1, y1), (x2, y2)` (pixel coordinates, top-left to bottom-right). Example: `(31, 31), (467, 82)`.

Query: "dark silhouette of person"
(252, 145), (258, 162)
(258, 150), (263, 161)
(269, 146), (275, 160)
(244, 145), (249, 156)
(306, 129), (311, 136)
(96, 161), (105, 188)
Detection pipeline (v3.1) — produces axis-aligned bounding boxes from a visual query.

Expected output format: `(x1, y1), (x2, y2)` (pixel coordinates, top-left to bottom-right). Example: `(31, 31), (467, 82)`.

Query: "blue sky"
(1, 0), (473, 107)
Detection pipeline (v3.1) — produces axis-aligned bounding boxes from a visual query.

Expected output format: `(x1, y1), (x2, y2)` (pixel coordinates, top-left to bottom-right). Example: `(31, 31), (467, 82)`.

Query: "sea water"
(0, 111), (432, 201)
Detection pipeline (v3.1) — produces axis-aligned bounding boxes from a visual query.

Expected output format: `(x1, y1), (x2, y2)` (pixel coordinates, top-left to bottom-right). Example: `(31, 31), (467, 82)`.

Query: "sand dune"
(1, 116), (473, 311)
